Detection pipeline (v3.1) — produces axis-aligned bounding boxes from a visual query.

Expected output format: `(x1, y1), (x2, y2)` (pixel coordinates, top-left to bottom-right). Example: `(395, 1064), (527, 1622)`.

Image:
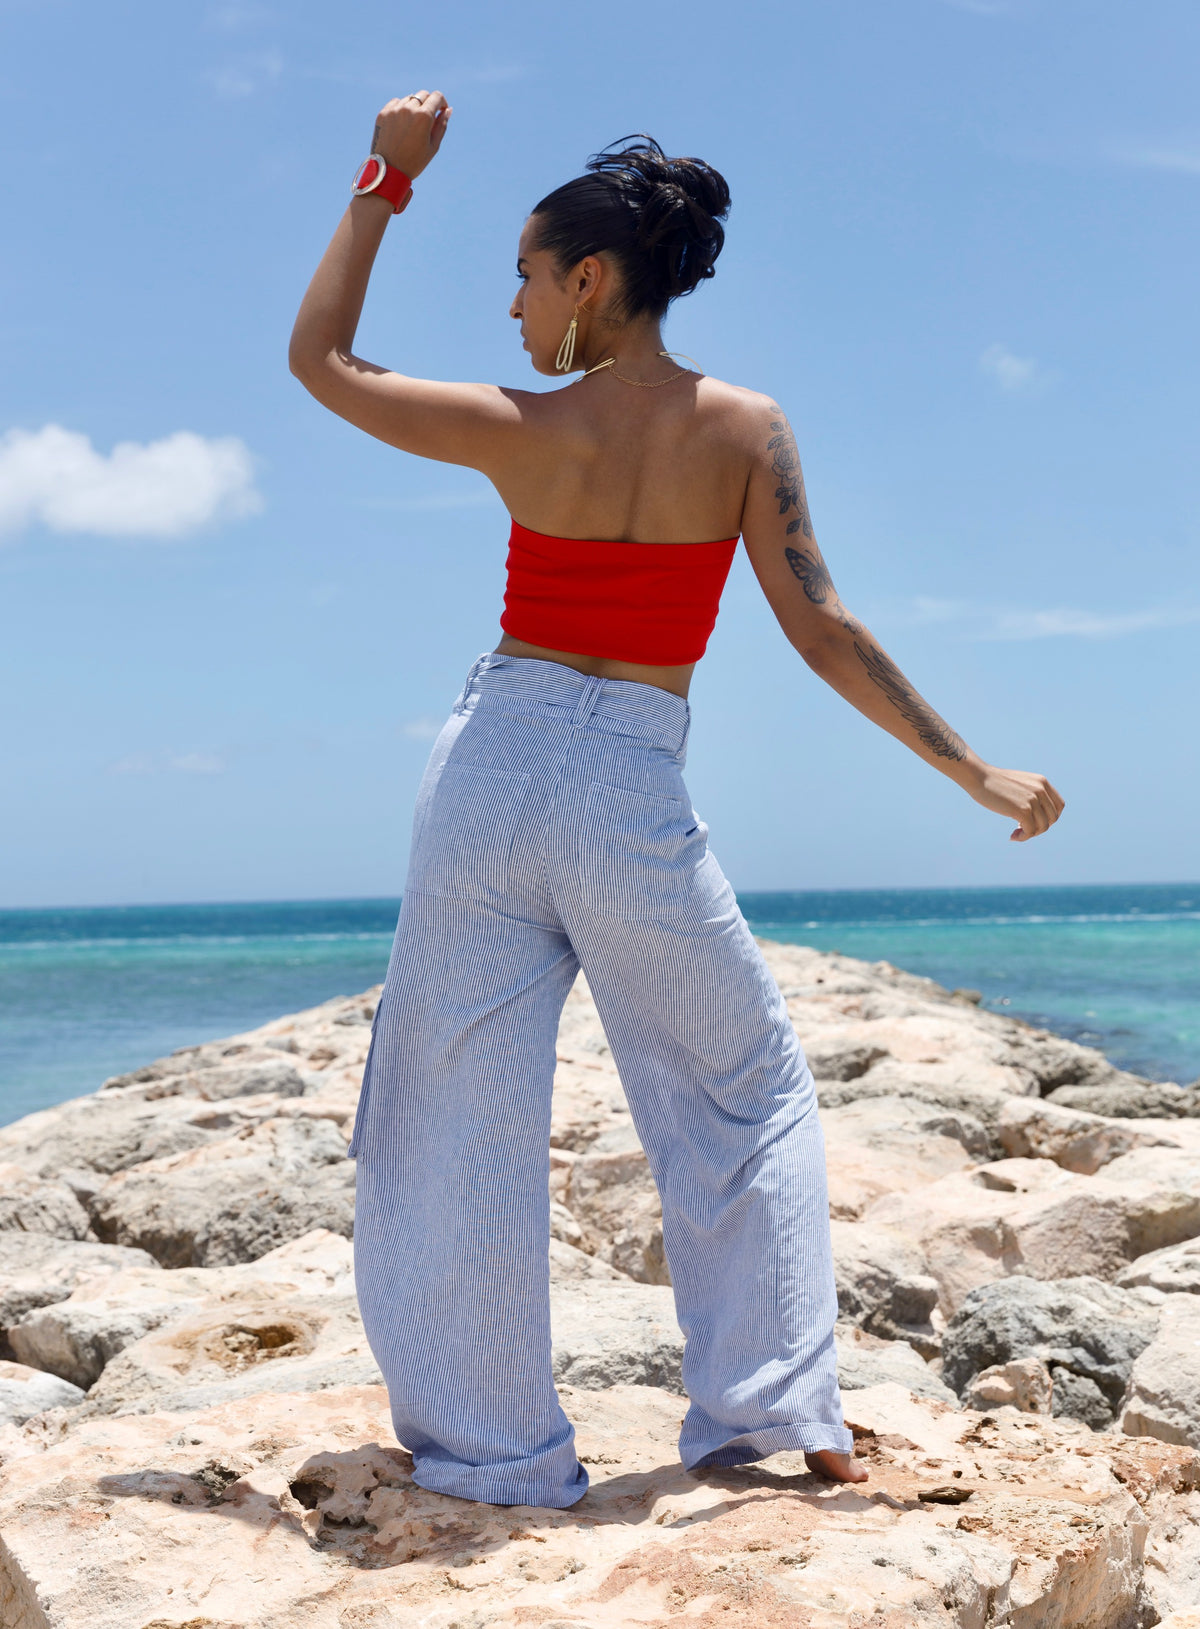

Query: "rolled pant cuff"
(411, 1459), (590, 1510)
(682, 1419), (854, 1470)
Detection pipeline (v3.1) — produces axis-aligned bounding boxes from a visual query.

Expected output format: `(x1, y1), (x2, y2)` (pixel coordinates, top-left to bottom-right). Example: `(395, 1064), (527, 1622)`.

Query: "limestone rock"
(1122, 1294), (1200, 1448)
(834, 1325), (955, 1403)
(822, 1094), (985, 1219)
(0, 1163), (94, 1242)
(830, 1218), (941, 1350)
(8, 1229), (355, 1389)
(549, 977), (633, 1153)
(998, 1094), (1177, 1173)
(1119, 1236), (1200, 1296)
(868, 1156), (1200, 1316)
(801, 1035), (890, 1080)
(82, 1291), (383, 1417)
(87, 1113), (356, 1266)
(547, 1198), (583, 1248)
(816, 1071), (1014, 1143)
(942, 1275), (1160, 1427)
(17, 1246), (677, 1416)
(4, 942), (1200, 1623)
(546, 1237), (628, 1282)
(559, 1142), (669, 1284)
(1, 1378), (1194, 1629)
(0, 1233), (159, 1354)
(0, 1091), (240, 1184)
(11, 1295), (190, 1392)
(94, 990), (378, 1095)
(0, 1361), (85, 1426)
(1002, 1027), (1145, 1097)
(962, 1357), (1054, 1414)
(549, 1278), (684, 1392)
(1049, 1080), (1200, 1119)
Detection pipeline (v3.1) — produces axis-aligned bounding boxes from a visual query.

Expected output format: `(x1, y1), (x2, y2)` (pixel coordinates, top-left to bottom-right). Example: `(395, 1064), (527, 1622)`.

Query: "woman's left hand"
(370, 90), (452, 185)
(967, 764), (1065, 841)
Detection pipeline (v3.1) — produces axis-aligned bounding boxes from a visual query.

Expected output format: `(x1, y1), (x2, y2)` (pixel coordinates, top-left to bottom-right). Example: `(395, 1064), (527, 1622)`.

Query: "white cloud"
(1109, 142), (1200, 177)
(169, 752), (227, 774)
(907, 596), (965, 625)
(979, 343), (1047, 392)
(108, 750), (228, 775)
(401, 718), (444, 741)
(978, 606), (1200, 641)
(880, 597), (1200, 642)
(206, 49), (283, 97)
(0, 425), (262, 541)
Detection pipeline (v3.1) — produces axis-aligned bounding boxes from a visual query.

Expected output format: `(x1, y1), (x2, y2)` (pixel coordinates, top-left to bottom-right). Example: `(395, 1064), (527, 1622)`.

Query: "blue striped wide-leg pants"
(348, 652), (850, 1508)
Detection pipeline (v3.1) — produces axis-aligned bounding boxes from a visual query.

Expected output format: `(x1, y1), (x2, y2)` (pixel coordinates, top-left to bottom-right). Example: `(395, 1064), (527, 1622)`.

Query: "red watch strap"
(351, 156), (413, 214)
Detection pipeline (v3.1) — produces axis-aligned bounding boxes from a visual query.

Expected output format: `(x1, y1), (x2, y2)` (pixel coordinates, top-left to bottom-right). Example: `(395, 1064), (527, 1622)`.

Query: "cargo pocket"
(406, 765), (534, 903)
(578, 781), (711, 921)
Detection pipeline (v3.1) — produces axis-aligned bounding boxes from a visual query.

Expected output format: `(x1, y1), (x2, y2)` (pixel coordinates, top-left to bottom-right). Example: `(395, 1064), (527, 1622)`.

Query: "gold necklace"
(580, 349), (704, 387)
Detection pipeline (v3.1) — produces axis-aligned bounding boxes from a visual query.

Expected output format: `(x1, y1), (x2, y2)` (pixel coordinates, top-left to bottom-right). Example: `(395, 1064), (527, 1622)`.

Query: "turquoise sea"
(1, 884), (1198, 1128)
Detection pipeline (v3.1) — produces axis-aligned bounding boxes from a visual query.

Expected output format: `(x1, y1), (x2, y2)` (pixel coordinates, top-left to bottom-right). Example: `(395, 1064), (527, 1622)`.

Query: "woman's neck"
(580, 323), (671, 381)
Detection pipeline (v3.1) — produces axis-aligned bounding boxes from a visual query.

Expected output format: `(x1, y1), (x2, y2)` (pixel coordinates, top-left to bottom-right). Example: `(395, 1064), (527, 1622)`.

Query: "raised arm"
(288, 90), (521, 469)
(740, 401), (1064, 842)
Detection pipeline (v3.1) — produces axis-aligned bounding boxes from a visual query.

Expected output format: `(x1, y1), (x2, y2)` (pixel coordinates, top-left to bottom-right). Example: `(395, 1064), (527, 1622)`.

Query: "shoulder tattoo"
(766, 410), (814, 540)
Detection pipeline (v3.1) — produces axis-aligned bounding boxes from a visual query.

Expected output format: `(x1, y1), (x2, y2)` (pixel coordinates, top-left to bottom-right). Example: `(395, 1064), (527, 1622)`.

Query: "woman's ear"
(576, 254), (605, 304)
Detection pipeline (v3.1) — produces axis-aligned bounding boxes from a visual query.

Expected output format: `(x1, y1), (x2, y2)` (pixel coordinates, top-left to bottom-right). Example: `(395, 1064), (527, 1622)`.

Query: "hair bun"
(531, 135), (731, 323)
(585, 136), (730, 301)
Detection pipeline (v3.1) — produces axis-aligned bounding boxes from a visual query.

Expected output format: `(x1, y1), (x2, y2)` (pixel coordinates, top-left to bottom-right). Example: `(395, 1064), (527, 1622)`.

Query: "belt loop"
(453, 651), (489, 714)
(572, 673), (604, 727)
(674, 701), (692, 764)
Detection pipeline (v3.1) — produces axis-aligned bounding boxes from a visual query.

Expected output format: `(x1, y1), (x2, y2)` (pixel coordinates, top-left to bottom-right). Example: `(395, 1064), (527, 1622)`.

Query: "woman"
(289, 90), (1064, 1511)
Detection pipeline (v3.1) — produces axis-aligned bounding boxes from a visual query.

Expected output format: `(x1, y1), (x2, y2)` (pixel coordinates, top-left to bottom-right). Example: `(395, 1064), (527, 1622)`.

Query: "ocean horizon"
(2, 881), (1198, 1129)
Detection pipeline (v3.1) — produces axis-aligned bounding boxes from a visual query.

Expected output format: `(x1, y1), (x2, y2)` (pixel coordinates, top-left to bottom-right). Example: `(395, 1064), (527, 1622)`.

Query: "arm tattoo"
(372, 119), (383, 152)
(784, 545), (830, 602)
(766, 410), (814, 539)
(785, 546), (864, 634)
(853, 641), (967, 761)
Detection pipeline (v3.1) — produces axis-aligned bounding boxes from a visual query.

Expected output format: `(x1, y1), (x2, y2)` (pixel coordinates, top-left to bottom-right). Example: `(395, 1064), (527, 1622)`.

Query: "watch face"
(352, 157), (383, 194)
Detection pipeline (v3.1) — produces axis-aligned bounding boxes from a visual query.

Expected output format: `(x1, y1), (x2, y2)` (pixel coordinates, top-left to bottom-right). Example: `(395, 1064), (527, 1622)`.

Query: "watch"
(350, 154), (413, 213)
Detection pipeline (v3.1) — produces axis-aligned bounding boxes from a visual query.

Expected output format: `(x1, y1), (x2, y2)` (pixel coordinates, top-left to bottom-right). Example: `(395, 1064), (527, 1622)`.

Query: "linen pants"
(348, 652), (850, 1508)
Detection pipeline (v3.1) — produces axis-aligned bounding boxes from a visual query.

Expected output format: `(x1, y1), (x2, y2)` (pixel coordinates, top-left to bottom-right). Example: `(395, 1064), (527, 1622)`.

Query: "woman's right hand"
(968, 764), (1065, 842)
(370, 90), (452, 183)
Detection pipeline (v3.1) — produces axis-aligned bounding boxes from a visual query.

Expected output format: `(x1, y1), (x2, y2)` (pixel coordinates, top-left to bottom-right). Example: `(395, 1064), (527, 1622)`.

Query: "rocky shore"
(3, 940), (1200, 1627)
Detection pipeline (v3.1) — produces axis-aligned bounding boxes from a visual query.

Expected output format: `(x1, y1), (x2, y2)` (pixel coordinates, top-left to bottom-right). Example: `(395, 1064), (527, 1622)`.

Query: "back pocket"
(407, 765), (534, 903)
(579, 782), (709, 920)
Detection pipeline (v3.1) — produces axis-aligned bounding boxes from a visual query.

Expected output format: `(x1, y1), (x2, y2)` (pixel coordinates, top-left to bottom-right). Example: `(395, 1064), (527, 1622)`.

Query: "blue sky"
(1, 0), (1196, 905)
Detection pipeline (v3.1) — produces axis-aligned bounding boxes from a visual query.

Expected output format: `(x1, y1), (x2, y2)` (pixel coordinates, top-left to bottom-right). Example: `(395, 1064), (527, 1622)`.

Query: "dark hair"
(531, 135), (730, 322)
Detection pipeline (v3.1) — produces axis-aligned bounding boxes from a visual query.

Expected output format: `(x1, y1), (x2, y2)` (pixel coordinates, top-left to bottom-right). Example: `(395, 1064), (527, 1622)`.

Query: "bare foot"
(805, 1449), (869, 1483)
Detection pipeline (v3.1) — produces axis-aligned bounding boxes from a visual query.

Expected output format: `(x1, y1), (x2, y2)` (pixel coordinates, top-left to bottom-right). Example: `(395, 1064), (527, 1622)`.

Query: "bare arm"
(288, 90), (520, 469)
(740, 403), (1065, 842)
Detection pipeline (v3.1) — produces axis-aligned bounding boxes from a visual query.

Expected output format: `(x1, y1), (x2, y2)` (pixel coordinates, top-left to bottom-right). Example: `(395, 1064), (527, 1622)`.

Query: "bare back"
(475, 373), (766, 693)
(482, 373), (756, 546)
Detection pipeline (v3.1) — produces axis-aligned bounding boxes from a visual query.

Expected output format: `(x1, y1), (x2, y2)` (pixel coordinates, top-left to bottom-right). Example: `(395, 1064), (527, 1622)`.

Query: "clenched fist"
(370, 90), (452, 185)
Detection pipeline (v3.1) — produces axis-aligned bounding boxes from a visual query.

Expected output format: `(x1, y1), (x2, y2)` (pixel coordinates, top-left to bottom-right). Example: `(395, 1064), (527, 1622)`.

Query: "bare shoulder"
(694, 377), (793, 452)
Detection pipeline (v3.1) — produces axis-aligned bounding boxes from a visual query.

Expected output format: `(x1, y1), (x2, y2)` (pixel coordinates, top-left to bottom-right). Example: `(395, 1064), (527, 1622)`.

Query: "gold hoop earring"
(555, 300), (589, 373)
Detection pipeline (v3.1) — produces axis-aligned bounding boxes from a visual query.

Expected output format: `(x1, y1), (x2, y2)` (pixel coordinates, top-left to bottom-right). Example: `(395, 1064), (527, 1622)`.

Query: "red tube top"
(499, 519), (739, 666)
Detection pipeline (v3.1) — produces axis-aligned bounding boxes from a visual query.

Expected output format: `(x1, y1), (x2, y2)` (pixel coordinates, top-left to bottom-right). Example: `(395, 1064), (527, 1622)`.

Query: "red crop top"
(499, 519), (739, 666)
